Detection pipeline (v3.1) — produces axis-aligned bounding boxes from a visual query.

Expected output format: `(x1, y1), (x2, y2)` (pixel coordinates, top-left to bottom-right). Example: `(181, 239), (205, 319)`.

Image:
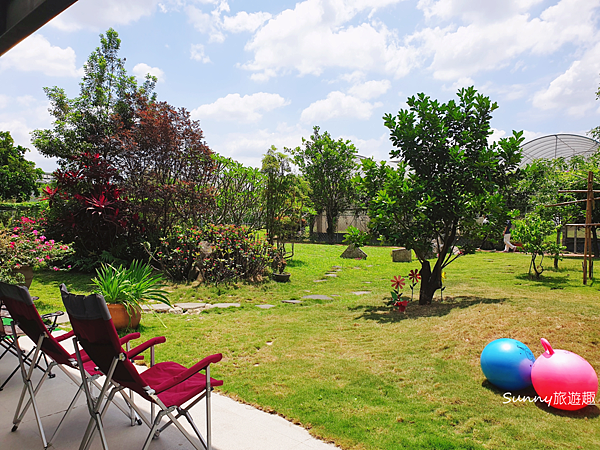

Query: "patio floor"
(0, 334), (338, 450)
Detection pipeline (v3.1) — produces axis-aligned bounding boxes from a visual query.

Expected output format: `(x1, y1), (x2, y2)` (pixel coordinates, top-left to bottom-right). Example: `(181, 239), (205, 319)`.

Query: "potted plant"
(91, 261), (172, 329)
(271, 250), (290, 282)
(340, 226), (369, 259)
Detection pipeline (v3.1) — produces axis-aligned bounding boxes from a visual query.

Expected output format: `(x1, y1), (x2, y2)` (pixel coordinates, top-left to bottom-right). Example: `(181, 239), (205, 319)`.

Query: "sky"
(1, 0), (600, 173)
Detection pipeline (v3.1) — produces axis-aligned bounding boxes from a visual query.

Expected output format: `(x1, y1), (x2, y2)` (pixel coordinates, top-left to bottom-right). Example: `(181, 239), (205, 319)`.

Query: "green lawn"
(29, 245), (600, 449)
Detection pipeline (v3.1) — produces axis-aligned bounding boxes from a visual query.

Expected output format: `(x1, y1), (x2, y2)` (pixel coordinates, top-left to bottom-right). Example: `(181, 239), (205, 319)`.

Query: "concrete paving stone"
(324, 274), (337, 277)
(281, 300), (303, 304)
(55, 313), (71, 324)
(302, 295), (333, 300)
(313, 279), (327, 283)
(352, 291), (371, 295)
(141, 304), (171, 312)
(331, 266), (342, 269)
(206, 303), (241, 309)
(256, 305), (275, 309)
(175, 302), (208, 310)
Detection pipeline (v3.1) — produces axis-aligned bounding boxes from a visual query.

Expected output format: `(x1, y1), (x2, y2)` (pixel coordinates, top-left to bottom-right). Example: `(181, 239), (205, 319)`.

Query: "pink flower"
(408, 269), (421, 284)
(53, 267), (60, 271)
(32, 230), (38, 236)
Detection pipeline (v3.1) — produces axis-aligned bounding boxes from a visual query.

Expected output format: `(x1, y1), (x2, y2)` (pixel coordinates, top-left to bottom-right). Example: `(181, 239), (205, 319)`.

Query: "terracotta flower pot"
(107, 304), (142, 330)
(12, 266), (34, 288)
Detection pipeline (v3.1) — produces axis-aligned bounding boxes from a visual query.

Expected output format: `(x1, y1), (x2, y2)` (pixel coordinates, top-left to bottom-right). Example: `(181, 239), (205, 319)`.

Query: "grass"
(29, 244), (600, 449)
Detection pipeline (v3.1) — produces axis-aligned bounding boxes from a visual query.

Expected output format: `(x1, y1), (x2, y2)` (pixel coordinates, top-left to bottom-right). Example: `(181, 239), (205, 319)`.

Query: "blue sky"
(1, 0), (600, 172)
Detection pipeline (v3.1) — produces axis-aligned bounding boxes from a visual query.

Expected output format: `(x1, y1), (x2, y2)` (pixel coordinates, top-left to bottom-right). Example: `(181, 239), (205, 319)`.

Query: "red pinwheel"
(391, 275), (405, 290)
(408, 269), (421, 284)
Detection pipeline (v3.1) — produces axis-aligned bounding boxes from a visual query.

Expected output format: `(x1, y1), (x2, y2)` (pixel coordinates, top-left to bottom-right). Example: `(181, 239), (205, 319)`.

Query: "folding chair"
(0, 282), (142, 449)
(60, 284), (223, 450)
(0, 297), (61, 391)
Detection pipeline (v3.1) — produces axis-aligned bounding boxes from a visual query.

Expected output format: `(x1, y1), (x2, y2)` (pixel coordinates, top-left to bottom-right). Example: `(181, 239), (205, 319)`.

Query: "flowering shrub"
(1, 216), (73, 270)
(154, 224), (277, 284)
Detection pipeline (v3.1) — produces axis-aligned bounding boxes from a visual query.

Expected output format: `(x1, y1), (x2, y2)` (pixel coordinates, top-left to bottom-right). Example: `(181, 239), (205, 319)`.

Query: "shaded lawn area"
(29, 245), (600, 449)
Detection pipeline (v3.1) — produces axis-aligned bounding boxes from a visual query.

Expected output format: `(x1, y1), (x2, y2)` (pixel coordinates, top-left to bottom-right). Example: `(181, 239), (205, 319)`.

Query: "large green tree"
(375, 87), (523, 304)
(286, 126), (358, 244)
(0, 131), (43, 202)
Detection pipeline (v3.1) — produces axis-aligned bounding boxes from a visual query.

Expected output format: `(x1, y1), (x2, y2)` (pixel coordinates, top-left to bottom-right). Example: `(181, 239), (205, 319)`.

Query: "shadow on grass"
(350, 295), (506, 323)
(285, 259), (308, 268)
(482, 380), (600, 419)
(514, 273), (573, 288)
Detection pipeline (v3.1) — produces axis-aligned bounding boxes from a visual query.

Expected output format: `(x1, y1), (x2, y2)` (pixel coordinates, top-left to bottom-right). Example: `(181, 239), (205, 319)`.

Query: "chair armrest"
(42, 311), (64, 332)
(153, 353), (222, 394)
(126, 336), (166, 359)
(119, 333), (140, 346)
(55, 330), (75, 342)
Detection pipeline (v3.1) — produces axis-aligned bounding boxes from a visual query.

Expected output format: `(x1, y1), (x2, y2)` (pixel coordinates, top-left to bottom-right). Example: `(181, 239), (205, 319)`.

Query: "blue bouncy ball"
(480, 338), (536, 391)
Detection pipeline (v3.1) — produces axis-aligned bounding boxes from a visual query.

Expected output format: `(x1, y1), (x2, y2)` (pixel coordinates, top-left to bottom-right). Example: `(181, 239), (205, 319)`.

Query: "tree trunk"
(418, 260), (441, 305)
(554, 227), (561, 269)
(326, 209), (336, 244)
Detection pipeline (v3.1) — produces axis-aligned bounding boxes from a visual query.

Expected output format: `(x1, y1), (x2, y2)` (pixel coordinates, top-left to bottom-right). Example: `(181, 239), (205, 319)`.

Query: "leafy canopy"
(286, 126), (358, 242)
(365, 86), (523, 303)
(0, 131), (43, 202)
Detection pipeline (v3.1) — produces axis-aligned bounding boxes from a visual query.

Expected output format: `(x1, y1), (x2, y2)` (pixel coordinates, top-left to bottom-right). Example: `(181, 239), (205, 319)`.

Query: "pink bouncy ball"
(531, 338), (598, 411)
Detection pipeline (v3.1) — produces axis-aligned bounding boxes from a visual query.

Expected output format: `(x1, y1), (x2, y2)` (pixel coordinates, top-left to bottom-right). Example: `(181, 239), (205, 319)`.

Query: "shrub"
(154, 224), (276, 284)
(343, 226), (370, 248)
(1, 216), (73, 271)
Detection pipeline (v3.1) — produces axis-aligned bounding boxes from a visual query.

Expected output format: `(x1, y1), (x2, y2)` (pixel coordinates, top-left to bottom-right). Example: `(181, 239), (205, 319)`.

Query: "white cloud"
(348, 80), (391, 100)
(190, 44), (211, 63)
(417, 0), (543, 22)
(132, 63), (166, 83)
(222, 11), (272, 33)
(191, 93), (290, 123)
(186, 2), (232, 43)
(0, 35), (80, 77)
(300, 91), (382, 123)
(413, 0), (600, 81)
(532, 42), (600, 116)
(242, 0), (420, 80)
(204, 123), (311, 168)
(50, 0), (159, 31)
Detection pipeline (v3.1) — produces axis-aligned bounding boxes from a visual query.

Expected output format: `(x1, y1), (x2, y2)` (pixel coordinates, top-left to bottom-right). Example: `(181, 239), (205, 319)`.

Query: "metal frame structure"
(520, 134), (600, 166)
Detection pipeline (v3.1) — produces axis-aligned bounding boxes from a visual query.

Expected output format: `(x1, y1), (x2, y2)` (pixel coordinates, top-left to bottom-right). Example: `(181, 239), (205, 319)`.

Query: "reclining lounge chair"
(60, 284), (223, 450)
(0, 282), (141, 449)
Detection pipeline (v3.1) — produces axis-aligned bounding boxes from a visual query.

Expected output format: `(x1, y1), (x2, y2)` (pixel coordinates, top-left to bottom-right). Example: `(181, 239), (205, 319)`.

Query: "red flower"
(408, 269), (421, 284)
(395, 300), (408, 312)
(391, 275), (405, 290)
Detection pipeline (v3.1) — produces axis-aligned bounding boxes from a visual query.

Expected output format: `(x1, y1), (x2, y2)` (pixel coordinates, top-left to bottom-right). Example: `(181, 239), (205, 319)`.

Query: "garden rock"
(341, 244), (367, 260)
(169, 307), (184, 314)
(391, 247), (412, 262)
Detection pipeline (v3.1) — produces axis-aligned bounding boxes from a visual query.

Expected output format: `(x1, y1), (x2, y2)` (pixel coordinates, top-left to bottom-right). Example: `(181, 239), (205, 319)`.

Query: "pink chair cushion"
(141, 361), (224, 407)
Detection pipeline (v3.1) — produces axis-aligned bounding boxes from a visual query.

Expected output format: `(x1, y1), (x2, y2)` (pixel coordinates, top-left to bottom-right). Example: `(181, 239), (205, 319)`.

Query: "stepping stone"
(141, 304), (171, 313)
(302, 295), (333, 300)
(206, 303), (240, 309)
(55, 313), (70, 324)
(168, 307), (183, 314)
(352, 291), (371, 295)
(364, 281), (372, 284)
(353, 267), (361, 269)
(256, 304), (275, 309)
(324, 273), (337, 277)
(175, 302), (207, 310)
(313, 279), (327, 283)
(281, 300), (302, 304)
(331, 266), (342, 269)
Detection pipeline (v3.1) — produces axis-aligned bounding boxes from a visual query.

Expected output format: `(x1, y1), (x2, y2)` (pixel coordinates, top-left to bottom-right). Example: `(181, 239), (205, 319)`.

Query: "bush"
(154, 224), (277, 284)
(343, 226), (370, 248)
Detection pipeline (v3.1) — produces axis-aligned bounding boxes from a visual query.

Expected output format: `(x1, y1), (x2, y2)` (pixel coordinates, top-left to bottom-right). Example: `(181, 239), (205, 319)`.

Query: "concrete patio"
(0, 334), (339, 450)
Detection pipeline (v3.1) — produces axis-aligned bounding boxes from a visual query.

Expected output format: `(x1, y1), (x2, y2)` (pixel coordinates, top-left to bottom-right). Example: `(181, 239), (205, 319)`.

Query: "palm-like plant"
(92, 261), (172, 317)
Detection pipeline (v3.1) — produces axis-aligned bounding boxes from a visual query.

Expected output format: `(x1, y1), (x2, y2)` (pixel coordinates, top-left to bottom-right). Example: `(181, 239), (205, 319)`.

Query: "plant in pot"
(341, 226), (369, 259)
(92, 260), (172, 329)
(271, 249), (290, 282)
